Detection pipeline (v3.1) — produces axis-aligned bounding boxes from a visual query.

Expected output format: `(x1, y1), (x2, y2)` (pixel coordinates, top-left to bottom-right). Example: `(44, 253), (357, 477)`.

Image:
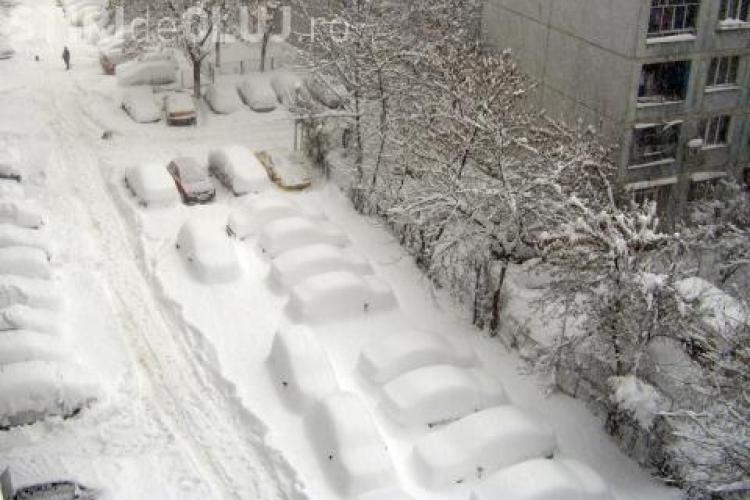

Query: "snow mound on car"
(238, 74), (278, 112)
(0, 330), (71, 365)
(269, 243), (372, 290)
(126, 163), (179, 207)
(176, 218), (240, 284)
(206, 83), (242, 114)
(207, 145), (270, 195)
(0, 224), (53, 256)
(227, 194), (301, 239)
(258, 216), (348, 256)
(0, 200), (45, 229)
(0, 305), (61, 336)
(0, 275), (62, 310)
(0, 247), (51, 279)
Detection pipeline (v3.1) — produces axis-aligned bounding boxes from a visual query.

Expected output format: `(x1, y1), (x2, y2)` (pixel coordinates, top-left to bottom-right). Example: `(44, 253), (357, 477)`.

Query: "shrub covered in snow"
(207, 146), (270, 196)
(305, 392), (396, 496)
(176, 218), (240, 284)
(0, 361), (100, 428)
(0, 330), (70, 366)
(410, 405), (556, 487)
(379, 365), (507, 427)
(0, 247), (51, 279)
(258, 217), (348, 257)
(125, 163), (180, 207)
(238, 75), (278, 112)
(0, 200), (45, 229)
(269, 243), (372, 290)
(266, 325), (339, 412)
(285, 271), (396, 323)
(469, 458), (612, 500)
(357, 329), (473, 384)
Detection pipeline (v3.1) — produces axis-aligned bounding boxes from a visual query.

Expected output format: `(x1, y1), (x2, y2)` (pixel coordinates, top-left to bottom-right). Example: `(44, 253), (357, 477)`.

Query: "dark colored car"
(166, 157), (215, 204)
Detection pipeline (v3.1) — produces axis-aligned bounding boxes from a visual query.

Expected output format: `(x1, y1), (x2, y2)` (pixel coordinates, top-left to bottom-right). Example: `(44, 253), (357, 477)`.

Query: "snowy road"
(0, 1), (298, 498)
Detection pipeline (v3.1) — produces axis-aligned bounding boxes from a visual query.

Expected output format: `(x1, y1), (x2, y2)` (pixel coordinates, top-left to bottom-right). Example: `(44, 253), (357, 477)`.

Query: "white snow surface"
(125, 162), (179, 207)
(258, 216), (348, 256)
(380, 365), (508, 427)
(608, 375), (665, 430)
(0, 247), (51, 280)
(226, 193), (303, 239)
(0, 224), (53, 256)
(410, 405), (557, 487)
(470, 458), (614, 500)
(266, 325), (339, 412)
(0, 304), (61, 336)
(176, 218), (240, 284)
(207, 145), (270, 195)
(0, 200), (45, 228)
(0, 275), (63, 310)
(0, 330), (71, 365)
(0, 2), (682, 498)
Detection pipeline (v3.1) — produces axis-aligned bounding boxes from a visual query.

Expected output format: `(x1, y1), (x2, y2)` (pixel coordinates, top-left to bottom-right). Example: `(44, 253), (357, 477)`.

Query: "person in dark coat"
(62, 46), (70, 70)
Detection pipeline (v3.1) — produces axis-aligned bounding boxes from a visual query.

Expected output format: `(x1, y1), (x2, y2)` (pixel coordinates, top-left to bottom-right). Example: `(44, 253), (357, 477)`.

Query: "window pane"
(708, 58), (719, 85)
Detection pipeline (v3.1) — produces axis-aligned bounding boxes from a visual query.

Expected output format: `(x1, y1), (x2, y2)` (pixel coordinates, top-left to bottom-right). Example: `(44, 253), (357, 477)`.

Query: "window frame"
(648, 0), (702, 38)
(706, 56), (740, 88)
(719, 0), (750, 22)
(638, 60), (692, 104)
(700, 115), (732, 147)
(630, 122), (682, 167)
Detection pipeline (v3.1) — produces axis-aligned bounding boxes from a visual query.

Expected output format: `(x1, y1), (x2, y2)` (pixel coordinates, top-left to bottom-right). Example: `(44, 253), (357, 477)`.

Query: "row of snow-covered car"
(0, 145), (99, 429)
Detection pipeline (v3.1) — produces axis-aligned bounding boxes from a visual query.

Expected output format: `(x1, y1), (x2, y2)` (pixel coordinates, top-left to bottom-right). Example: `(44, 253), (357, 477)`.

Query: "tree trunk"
(260, 30), (270, 72)
(490, 264), (507, 334)
(193, 57), (201, 99)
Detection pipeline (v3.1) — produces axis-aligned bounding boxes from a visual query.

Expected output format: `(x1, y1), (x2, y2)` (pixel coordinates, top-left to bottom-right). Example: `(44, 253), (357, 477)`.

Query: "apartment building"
(482, 0), (750, 215)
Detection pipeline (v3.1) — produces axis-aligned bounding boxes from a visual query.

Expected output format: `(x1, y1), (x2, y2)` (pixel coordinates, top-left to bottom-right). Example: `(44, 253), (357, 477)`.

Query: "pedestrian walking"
(62, 46), (70, 70)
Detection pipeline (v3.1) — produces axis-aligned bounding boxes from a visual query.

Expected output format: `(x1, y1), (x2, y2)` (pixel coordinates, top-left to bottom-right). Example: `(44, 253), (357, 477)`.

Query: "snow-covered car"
(0, 304), (60, 335)
(0, 200), (45, 229)
(270, 70), (307, 107)
(269, 243), (372, 290)
(0, 224), (52, 257)
(0, 275), (61, 310)
(226, 194), (302, 239)
(379, 365), (507, 427)
(255, 150), (312, 190)
(176, 218), (240, 284)
(125, 162), (179, 207)
(0, 360), (99, 428)
(238, 75), (278, 112)
(257, 216), (348, 256)
(305, 392), (396, 496)
(116, 60), (177, 87)
(0, 330), (70, 366)
(100, 47), (130, 75)
(166, 157), (215, 204)
(411, 406), (557, 488)
(121, 86), (161, 123)
(305, 72), (348, 109)
(205, 83), (242, 114)
(0, 152), (21, 182)
(0, 247), (51, 280)
(164, 93), (197, 126)
(0, 39), (14, 60)
(285, 270), (396, 323)
(207, 145), (270, 195)
(469, 458), (613, 500)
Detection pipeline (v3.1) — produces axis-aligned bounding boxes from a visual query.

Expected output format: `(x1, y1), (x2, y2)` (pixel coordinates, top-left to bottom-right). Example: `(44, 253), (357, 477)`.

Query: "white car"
(207, 145), (269, 195)
(205, 83), (241, 114)
(121, 86), (161, 123)
(238, 75), (278, 112)
(176, 218), (239, 284)
(164, 93), (197, 126)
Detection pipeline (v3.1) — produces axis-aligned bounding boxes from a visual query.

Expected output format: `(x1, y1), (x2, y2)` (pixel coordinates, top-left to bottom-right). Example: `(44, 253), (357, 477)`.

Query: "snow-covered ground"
(0, 1), (682, 499)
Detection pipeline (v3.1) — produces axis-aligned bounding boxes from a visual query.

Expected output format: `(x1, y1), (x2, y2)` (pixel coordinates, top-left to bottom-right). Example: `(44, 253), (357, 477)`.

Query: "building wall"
(482, 0), (750, 211)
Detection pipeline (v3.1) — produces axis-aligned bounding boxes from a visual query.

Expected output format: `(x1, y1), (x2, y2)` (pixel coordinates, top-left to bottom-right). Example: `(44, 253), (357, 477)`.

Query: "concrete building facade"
(482, 0), (750, 215)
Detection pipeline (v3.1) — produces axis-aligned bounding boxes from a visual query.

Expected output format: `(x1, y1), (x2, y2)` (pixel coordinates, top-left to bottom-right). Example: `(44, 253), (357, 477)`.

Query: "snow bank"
(0, 276), (62, 310)
(176, 218), (240, 284)
(125, 163), (180, 207)
(0, 200), (45, 229)
(205, 83), (242, 114)
(207, 145), (270, 196)
(0, 247), (51, 279)
(380, 365), (507, 427)
(226, 194), (301, 239)
(0, 305), (61, 335)
(270, 71), (306, 107)
(357, 329), (472, 384)
(121, 86), (161, 123)
(0, 330), (69, 365)
(306, 392), (396, 496)
(238, 75), (278, 112)
(269, 243), (372, 290)
(0, 361), (99, 428)
(469, 458), (612, 500)
(258, 217), (348, 257)
(266, 325), (339, 412)
(285, 271), (396, 323)
(410, 405), (557, 487)
(0, 224), (53, 256)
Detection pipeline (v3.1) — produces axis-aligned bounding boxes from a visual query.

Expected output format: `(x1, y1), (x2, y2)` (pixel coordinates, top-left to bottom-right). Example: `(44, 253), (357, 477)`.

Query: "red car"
(166, 157), (216, 204)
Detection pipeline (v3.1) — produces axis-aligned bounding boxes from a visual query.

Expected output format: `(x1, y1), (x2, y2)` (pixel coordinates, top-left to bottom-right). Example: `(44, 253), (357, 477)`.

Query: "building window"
(688, 179), (721, 201)
(631, 123), (681, 165)
(707, 56), (740, 87)
(648, 0), (701, 37)
(719, 0), (749, 22)
(632, 185), (672, 208)
(700, 115), (731, 146)
(638, 61), (691, 103)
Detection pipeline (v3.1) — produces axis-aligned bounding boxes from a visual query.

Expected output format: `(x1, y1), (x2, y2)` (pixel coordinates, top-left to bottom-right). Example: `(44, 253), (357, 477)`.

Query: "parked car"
(166, 157), (215, 204)
(255, 150), (312, 190)
(0, 39), (14, 60)
(164, 93), (197, 126)
(125, 162), (179, 207)
(0, 153), (21, 182)
(238, 75), (278, 112)
(99, 47), (130, 75)
(205, 83), (241, 114)
(116, 59), (178, 87)
(207, 145), (270, 195)
(121, 86), (161, 123)
(305, 72), (348, 109)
